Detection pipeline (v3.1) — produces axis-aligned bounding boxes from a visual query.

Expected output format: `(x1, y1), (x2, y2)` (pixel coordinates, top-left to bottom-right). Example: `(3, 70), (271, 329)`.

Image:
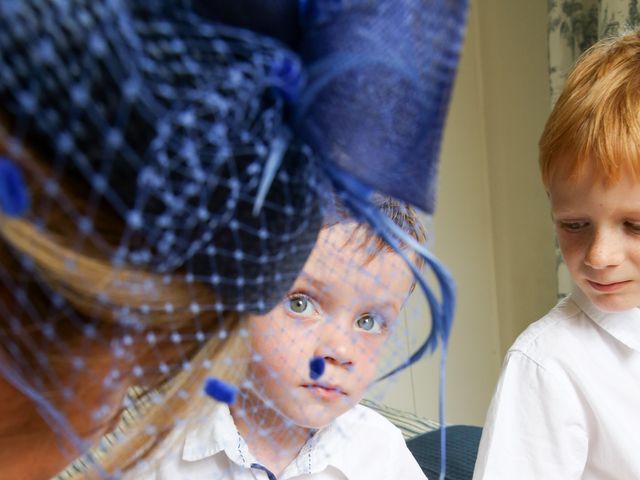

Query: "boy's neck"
(230, 390), (314, 477)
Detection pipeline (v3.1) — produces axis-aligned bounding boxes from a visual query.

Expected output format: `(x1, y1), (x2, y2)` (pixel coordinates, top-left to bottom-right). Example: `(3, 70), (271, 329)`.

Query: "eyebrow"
(297, 271), (404, 319)
(297, 272), (330, 294)
(550, 210), (581, 219)
(361, 297), (402, 321)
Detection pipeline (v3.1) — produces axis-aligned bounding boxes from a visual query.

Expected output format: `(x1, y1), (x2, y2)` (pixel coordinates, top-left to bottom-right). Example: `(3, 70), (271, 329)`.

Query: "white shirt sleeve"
(473, 350), (588, 480)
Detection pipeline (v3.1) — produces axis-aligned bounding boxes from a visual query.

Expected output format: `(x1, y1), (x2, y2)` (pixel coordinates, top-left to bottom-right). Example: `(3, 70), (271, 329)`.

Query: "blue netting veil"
(0, 0), (468, 478)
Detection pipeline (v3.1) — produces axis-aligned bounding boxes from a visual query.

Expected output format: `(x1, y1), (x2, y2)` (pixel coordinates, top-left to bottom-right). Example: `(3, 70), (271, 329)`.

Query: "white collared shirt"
(128, 403), (426, 480)
(474, 289), (640, 480)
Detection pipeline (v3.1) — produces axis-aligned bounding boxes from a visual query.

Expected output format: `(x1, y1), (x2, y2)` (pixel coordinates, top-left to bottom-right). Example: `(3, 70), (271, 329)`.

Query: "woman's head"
(0, 0), (322, 475)
(0, 125), (245, 476)
(0, 0), (460, 476)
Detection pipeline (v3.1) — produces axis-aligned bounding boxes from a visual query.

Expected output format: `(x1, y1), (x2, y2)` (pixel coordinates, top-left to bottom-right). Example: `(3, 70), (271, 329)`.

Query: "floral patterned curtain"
(548, 0), (640, 297)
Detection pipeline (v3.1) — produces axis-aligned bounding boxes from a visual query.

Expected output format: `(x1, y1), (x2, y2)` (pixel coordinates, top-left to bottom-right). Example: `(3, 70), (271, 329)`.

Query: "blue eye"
(286, 294), (316, 316)
(355, 313), (384, 334)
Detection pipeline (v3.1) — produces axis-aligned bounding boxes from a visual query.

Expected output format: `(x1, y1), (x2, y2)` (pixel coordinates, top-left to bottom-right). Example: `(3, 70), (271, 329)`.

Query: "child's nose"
(584, 228), (624, 269)
(315, 319), (354, 369)
(320, 350), (353, 369)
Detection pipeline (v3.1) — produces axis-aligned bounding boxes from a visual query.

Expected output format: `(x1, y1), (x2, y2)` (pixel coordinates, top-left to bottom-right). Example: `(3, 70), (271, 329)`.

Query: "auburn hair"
(539, 29), (640, 188)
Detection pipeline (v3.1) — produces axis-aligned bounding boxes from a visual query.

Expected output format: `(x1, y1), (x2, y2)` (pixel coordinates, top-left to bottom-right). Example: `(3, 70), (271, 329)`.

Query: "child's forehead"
(546, 145), (640, 192)
(312, 223), (395, 268)
(300, 223), (414, 295)
(320, 221), (370, 244)
(549, 155), (637, 192)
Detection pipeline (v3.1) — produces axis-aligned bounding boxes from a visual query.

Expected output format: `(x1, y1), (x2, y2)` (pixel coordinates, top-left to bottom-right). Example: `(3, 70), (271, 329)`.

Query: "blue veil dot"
(0, 158), (29, 217)
(204, 377), (238, 405)
(309, 356), (325, 380)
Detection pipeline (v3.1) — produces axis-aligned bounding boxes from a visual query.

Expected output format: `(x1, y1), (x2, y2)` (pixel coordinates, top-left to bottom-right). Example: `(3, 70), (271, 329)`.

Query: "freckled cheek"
(256, 343), (294, 368)
(249, 319), (302, 354)
(249, 356), (292, 393)
(253, 339), (310, 385)
(352, 345), (384, 384)
(557, 235), (585, 265)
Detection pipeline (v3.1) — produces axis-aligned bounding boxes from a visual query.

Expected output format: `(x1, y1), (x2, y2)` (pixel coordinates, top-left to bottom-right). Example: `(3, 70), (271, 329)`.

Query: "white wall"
(366, 0), (558, 426)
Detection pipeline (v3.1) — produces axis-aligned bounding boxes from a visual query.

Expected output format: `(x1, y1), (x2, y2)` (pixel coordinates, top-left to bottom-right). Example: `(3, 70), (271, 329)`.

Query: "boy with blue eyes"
(144, 197), (428, 479)
(474, 30), (640, 479)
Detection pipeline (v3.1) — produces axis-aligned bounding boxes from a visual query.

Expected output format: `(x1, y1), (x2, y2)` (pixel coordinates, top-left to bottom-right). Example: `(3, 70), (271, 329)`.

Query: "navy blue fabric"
(406, 426), (483, 480)
(0, 2), (468, 476)
(296, 0), (468, 213)
(0, 0), (323, 314)
(194, 0), (470, 214)
(193, 0), (301, 46)
(251, 463), (278, 480)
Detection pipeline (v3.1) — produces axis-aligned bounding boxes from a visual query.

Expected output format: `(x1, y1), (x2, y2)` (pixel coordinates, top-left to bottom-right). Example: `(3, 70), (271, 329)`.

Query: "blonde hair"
(539, 28), (640, 188)
(97, 325), (248, 477)
(1, 218), (247, 477)
(0, 127), (246, 476)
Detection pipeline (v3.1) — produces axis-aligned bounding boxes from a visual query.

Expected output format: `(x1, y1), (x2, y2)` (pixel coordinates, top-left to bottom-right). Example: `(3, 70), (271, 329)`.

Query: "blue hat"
(0, 0), (467, 314)
(0, 1), (469, 477)
(197, 0), (469, 213)
(0, 0), (322, 313)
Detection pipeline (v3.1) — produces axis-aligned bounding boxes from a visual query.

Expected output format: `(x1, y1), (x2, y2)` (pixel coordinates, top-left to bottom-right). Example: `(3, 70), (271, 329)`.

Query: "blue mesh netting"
(0, 0), (322, 313)
(0, 0), (468, 478)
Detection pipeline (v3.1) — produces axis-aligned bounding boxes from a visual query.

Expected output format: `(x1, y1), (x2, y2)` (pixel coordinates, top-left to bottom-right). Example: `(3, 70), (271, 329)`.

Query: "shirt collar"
(304, 406), (367, 480)
(182, 402), (253, 466)
(181, 402), (352, 479)
(571, 288), (640, 352)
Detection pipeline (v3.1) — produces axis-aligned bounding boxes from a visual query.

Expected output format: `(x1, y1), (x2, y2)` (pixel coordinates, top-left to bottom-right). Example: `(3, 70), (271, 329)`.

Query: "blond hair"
(539, 28), (640, 188)
(0, 127), (246, 476)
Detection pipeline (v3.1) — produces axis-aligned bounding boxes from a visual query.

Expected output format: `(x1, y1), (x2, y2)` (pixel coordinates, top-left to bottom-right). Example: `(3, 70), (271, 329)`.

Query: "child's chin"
(587, 292), (639, 312)
(287, 403), (353, 430)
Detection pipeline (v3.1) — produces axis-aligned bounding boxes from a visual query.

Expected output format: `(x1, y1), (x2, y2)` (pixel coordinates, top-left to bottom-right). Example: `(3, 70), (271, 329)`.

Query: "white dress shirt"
(128, 402), (426, 479)
(474, 289), (640, 480)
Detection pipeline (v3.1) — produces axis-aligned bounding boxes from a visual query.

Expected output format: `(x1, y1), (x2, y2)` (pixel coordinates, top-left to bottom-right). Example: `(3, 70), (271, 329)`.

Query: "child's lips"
(301, 383), (348, 399)
(587, 279), (631, 293)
